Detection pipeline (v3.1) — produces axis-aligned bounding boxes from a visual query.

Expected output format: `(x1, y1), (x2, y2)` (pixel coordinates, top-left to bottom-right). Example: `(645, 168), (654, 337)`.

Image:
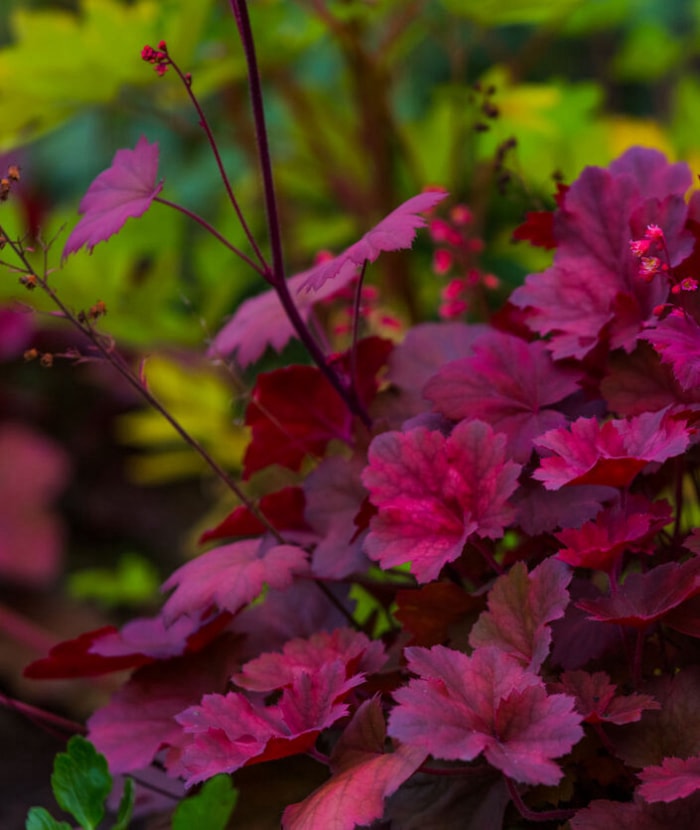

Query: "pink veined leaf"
(533, 409), (691, 490)
(362, 420), (521, 583)
(510, 147), (692, 359)
(387, 645), (583, 786)
(638, 756), (700, 803)
(62, 135), (163, 257)
(468, 558), (572, 673)
(282, 697), (426, 830)
(300, 190), (448, 293)
(174, 661), (364, 786)
(424, 330), (582, 462)
(551, 670), (660, 725)
(234, 628), (386, 692)
(554, 497), (672, 572)
(161, 538), (308, 623)
(208, 265), (357, 366)
(577, 557), (700, 628)
(642, 313), (700, 392)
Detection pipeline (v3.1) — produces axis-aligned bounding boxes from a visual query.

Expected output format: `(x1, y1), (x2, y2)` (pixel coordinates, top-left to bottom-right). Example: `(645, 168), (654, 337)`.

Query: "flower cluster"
(141, 41), (170, 76)
(428, 203), (500, 319)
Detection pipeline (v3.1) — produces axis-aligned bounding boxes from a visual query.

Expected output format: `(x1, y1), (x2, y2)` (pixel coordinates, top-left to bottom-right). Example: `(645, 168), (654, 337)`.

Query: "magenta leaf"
(533, 409), (690, 490)
(642, 313), (700, 392)
(577, 558), (700, 628)
(303, 455), (371, 578)
(388, 645), (583, 785)
(554, 497), (672, 572)
(300, 191), (448, 292)
(174, 661), (363, 786)
(424, 330), (582, 462)
(552, 670), (660, 725)
(468, 558), (572, 672)
(161, 538), (308, 622)
(362, 420), (521, 583)
(282, 698), (426, 830)
(87, 637), (239, 774)
(638, 756), (700, 803)
(62, 136), (163, 257)
(510, 147), (692, 359)
(234, 628), (386, 692)
(208, 265), (357, 366)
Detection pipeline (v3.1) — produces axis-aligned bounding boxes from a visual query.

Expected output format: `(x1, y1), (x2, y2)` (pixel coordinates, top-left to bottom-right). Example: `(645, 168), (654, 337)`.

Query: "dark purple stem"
(349, 260), (368, 397)
(228, 0), (372, 428)
(504, 777), (576, 823)
(154, 196), (266, 275)
(165, 50), (268, 270)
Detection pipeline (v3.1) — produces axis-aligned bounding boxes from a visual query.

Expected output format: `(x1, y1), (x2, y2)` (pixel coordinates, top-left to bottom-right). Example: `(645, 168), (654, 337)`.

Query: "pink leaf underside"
(174, 661), (363, 786)
(233, 627), (386, 692)
(89, 613), (211, 660)
(88, 638), (239, 774)
(161, 538), (308, 623)
(300, 190), (448, 292)
(642, 313), (700, 392)
(638, 756), (700, 803)
(303, 455), (371, 579)
(62, 135), (163, 257)
(362, 420), (521, 583)
(533, 409), (690, 490)
(387, 645), (583, 786)
(553, 670), (660, 725)
(510, 147), (692, 359)
(468, 558), (572, 673)
(554, 496), (672, 571)
(424, 330), (582, 462)
(208, 264), (357, 367)
(577, 557), (700, 627)
(282, 698), (426, 830)
(386, 321), (488, 416)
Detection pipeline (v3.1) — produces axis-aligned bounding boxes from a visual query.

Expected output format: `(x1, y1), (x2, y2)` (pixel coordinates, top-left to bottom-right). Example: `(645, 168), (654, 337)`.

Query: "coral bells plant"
(6, 2), (700, 828)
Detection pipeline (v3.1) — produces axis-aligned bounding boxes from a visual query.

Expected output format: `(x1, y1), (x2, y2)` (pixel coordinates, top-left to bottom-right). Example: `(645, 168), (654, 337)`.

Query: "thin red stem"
(154, 197), (266, 276)
(165, 51), (269, 270)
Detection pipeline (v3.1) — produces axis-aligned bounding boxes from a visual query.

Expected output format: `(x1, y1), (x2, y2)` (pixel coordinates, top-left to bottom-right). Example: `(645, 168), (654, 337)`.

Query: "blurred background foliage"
(2, 2), (700, 819)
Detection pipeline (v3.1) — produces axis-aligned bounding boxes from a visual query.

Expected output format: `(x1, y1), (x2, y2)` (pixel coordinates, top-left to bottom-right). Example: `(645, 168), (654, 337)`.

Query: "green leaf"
(51, 736), (112, 830)
(440, 0), (581, 26)
(112, 777), (135, 830)
(172, 775), (238, 830)
(25, 807), (72, 830)
(68, 552), (160, 608)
